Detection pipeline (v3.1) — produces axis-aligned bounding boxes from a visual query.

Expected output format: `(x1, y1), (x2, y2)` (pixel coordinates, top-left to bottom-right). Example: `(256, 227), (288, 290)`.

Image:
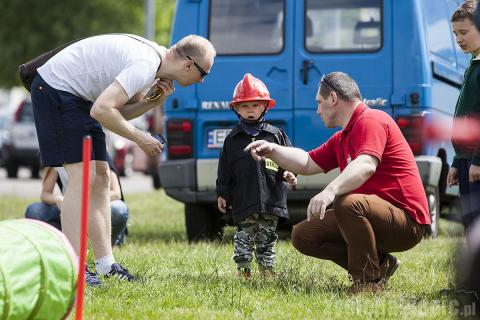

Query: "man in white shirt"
(30, 34), (216, 284)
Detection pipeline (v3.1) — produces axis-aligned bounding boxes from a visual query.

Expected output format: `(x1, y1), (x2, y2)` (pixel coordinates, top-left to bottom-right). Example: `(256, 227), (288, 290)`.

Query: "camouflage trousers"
(233, 213), (279, 271)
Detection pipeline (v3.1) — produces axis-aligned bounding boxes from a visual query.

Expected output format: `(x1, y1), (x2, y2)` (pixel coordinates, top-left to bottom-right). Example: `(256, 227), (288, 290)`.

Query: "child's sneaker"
(236, 267), (252, 279)
(105, 263), (134, 281)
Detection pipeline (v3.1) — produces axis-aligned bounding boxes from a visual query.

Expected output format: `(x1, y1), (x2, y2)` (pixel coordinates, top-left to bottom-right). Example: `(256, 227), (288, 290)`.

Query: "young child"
(216, 73), (297, 277)
(447, 0), (480, 231)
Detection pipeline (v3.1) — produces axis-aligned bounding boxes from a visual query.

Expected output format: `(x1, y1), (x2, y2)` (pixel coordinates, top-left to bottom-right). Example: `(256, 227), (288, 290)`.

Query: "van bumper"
(159, 159), (217, 203)
(415, 156), (442, 187)
(159, 158), (339, 204)
(160, 157), (442, 204)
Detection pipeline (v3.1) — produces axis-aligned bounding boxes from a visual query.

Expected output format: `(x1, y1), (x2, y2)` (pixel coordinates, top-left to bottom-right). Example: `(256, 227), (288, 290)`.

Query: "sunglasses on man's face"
(186, 56), (209, 78)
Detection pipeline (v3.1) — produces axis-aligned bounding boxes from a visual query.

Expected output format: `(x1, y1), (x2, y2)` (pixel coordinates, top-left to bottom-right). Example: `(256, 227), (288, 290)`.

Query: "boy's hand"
(469, 164), (480, 182)
(217, 196), (227, 214)
(447, 167), (459, 187)
(283, 171), (297, 186)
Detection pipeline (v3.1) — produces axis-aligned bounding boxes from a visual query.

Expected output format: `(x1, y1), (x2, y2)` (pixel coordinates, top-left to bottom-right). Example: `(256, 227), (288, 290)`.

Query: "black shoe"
(85, 266), (102, 287)
(379, 253), (400, 284)
(105, 263), (134, 281)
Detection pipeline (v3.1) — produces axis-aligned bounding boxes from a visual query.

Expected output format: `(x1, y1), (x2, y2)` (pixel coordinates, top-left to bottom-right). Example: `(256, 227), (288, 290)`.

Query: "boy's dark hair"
(451, 0), (478, 23)
(474, 1), (480, 30)
(318, 72), (362, 101)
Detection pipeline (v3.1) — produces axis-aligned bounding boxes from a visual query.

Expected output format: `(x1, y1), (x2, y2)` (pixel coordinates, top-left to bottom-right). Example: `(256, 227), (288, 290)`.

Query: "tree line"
(0, 0), (175, 88)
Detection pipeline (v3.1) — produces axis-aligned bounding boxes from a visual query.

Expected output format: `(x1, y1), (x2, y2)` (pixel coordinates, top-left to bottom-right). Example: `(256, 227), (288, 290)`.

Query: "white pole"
(145, 0), (155, 40)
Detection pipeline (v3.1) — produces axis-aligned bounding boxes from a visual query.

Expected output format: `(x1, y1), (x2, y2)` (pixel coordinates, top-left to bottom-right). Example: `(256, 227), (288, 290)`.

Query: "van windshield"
(209, 0), (284, 55)
(306, 0), (382, 52)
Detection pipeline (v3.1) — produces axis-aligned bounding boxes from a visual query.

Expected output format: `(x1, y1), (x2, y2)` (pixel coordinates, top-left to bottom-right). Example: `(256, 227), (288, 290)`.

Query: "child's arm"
(283, 171), (297, 186)
(276, 128), (298, 186)
(40, 168), (64, 207)
(216, 143), (234, 213)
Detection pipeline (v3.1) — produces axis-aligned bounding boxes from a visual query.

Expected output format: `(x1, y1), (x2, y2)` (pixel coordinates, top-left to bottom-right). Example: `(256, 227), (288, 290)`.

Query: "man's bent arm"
(269, 144), (324, 175)
(91, 81), (140, 142)
(118, 91), (164, 120)
(323, 154), (378, 196)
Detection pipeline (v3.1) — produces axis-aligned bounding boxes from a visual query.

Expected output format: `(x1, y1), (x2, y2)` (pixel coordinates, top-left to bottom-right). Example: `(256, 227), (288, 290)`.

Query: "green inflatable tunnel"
(0, 219), (78, 320)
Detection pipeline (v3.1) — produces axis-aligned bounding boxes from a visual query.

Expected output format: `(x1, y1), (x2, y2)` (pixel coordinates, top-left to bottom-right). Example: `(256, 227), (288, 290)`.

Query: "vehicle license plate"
(207, 128), (231, 148)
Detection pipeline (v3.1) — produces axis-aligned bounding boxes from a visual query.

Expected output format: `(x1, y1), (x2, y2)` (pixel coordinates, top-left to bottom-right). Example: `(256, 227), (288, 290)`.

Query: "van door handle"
(302, 60), (314, 84)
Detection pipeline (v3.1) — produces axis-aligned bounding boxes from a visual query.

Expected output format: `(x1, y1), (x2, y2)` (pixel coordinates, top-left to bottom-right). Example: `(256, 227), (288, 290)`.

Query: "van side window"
(421, 0), (456, 65)
(209, 0), (284, 55)
(305, 0), (382, 52)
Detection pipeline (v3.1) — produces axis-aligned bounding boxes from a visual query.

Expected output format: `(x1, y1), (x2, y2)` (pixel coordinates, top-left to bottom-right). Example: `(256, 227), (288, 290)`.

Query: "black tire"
(6, 161), (18, 178)
(31, 165), (40, 179)
(152, 172), (161, 189)
(185, 203), (224, 242)
(424, 186), (440, 238)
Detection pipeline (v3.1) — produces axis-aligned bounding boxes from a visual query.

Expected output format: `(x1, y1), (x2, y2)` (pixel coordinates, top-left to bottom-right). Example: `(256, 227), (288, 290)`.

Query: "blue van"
(160, 0), (469, 241)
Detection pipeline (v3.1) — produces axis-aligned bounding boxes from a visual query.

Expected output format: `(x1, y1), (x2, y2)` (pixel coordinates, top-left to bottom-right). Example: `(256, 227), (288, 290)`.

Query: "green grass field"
(0, 190), (465, 319)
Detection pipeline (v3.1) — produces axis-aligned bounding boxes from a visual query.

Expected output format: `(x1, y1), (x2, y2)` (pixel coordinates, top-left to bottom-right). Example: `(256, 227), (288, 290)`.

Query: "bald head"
(171, 35), (216, 66)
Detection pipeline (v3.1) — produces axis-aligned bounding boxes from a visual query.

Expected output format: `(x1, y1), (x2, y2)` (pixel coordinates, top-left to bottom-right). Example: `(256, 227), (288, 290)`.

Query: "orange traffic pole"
(75, 135), (92, 320)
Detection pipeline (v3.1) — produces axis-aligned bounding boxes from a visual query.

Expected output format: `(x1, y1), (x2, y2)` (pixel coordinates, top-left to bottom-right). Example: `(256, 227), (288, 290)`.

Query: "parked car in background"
(105, 115), (162, 188)
(1, 97), (41, 178)
(106, 130), (148, 177)
(0, 113), (12, 164)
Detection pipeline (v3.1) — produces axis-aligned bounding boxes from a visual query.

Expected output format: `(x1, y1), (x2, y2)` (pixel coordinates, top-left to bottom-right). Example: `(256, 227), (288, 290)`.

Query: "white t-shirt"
(38, 34), (164, 102)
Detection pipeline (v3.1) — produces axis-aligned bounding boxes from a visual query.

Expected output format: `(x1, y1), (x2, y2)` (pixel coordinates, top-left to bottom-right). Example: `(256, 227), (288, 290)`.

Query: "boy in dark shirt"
(447, 0), (480, 231)
(216, 73), (297, 278)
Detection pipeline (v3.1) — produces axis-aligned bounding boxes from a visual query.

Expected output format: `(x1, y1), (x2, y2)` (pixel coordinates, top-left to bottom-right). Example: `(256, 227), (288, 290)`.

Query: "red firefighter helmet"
(230, 73), (276, 109)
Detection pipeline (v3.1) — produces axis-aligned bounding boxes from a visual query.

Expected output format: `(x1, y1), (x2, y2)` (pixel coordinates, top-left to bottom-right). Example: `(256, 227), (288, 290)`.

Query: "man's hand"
(217, 196), (227, 214)
(447, 167), (459, 187)
(136, 130), (164, 157)
(145, 79), (175, 100)
(469, 164), (480, 182)
(307, 188), (335, 221)
(244, 140), (275, 161)
(283, 171), (297, 186)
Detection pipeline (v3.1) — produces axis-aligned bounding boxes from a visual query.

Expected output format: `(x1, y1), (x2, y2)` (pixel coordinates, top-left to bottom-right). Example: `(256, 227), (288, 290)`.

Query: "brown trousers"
(291, 194), (425, 282)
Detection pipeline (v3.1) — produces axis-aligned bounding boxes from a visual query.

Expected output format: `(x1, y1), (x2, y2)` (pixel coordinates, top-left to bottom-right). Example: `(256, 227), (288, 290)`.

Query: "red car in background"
(105, 112), (162, 189)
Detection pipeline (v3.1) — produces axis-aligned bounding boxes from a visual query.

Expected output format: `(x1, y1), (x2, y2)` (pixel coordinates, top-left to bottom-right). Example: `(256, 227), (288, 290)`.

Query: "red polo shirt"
(308, 103), (430, 225)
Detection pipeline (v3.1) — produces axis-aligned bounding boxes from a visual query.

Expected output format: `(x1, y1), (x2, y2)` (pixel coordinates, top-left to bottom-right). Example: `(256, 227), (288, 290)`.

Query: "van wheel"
(152, 172), (161, 189)
(424, 186), (440, 238)
(185, 203), (224, 242)
(6, 161), (18, 178)
(31, 165), (40, 179)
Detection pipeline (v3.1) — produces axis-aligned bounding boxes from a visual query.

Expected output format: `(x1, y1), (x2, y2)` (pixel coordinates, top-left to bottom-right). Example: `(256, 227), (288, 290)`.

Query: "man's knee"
(333, 194), (368, 219)
(291, 223), (310, 254)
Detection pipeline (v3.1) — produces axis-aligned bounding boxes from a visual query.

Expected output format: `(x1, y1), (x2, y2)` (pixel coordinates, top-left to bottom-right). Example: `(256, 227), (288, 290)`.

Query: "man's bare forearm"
(324, 155), (377, 196)
(91, 102), (139, 142)
(118, 98), (164, 120)
(269, 145), (317, 175)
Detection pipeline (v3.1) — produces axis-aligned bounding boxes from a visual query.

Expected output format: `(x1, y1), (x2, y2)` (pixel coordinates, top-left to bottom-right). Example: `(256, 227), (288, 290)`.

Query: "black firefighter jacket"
(216, 123), (293, 224)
